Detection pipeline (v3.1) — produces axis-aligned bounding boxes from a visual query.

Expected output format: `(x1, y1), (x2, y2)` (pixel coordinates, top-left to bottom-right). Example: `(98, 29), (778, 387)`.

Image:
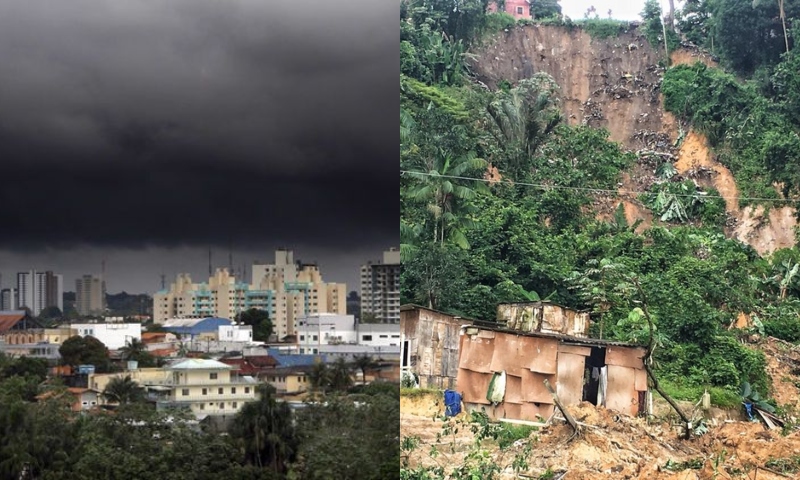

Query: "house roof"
(141, 332), (168, 341)
(0, 311), (29, 335)
(163, 317), (230, 328)
(167, 358), (232, 370)
(465, 322), (644, 349)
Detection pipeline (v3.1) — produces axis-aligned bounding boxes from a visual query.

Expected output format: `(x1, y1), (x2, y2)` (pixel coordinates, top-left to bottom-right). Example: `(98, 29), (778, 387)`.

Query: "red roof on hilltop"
(0, 312), (28, 335)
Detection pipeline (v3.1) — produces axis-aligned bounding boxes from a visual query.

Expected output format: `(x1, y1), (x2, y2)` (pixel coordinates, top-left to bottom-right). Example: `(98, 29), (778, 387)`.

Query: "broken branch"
(632, 277), (693, 440)
(543, 378), (581, 435)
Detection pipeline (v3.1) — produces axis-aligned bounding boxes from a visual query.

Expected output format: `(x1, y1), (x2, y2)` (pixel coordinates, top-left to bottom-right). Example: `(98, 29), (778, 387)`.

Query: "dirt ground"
(402, 338), (800, 479)
(472, 26), (798, 253)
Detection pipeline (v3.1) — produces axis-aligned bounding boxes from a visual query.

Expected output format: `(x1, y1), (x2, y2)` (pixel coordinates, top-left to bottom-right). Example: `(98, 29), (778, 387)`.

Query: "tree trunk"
(667, 0), (676, 32)
(780, 0), (789, 54)
(632, 278), (692, 439)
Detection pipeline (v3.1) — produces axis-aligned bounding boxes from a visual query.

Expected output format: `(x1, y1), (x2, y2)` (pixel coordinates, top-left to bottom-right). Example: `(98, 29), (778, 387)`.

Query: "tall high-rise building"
(360, 248), (401, 323)
(153, 250), (347, 340)
(76, 274), (106, 316)
(0, 288), (17, 311)
(17, 270), (63, 316)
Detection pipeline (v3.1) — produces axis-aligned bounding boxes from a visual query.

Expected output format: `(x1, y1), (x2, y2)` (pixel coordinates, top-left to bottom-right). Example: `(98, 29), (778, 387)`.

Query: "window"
(312, 335), (318, 341)
(202, 388), (208, 395)
(232, 402), (238, 409)
(362, 335), (372, 341)
(299, 335), (305, 341)
(209, 372), (218, 380)
(245, 387), (250, 394)
(182, 389), (189, 396)
(379, 335), (388, 338)
(218, 388), (223, 394)
(200, 403), (205, 410)
(516, 6), (524, 14)
(231, 387), (236, 394)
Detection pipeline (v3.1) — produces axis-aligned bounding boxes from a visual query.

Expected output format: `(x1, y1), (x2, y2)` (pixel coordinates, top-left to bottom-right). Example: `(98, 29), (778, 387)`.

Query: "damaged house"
(456, 301), (648, 420)
(400, 305), (474, 389)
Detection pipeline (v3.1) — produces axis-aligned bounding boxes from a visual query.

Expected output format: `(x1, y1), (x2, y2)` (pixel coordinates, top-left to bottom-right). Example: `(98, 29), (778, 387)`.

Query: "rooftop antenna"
(208, 248), (212, 277)
(160, 273), (166, 291)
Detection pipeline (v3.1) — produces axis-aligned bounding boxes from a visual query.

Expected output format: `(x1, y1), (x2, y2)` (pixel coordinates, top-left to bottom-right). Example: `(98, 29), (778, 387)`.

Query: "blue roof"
(267, 348), (328, 367)
(163, 317), (231, 334)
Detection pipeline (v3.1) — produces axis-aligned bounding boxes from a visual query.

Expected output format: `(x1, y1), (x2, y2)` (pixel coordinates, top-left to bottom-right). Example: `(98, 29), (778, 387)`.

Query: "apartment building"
(153, 250), (347, 340)
(158, 359), (258, 417)
(75, 274), (106, 316)
(360, 248), (401, 323)
(0, 288), (17, 311)
(17, 271), (63, 316)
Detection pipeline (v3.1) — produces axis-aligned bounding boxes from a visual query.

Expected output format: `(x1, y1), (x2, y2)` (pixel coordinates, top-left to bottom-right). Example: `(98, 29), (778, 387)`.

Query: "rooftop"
(167, 358), (233, 371)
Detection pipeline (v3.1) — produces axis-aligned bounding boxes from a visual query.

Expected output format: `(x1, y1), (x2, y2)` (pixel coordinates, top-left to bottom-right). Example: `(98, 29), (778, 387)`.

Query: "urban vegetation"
(0, 352), (398, 479)
(401, 0), (800, 421)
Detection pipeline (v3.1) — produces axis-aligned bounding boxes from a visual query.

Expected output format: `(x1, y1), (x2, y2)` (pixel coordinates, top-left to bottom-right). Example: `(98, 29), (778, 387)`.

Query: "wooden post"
(543, 378), (581, 434)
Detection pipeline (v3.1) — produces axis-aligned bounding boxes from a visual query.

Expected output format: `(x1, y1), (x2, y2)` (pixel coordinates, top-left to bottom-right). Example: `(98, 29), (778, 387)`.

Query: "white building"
(17, 271), (62, 316)
(71, 322), (142, 350)
(158, 359), (258, 417)
(297, 313), (357, 354)
(218, 324), (254, 343)
(357, 323), (402, 347)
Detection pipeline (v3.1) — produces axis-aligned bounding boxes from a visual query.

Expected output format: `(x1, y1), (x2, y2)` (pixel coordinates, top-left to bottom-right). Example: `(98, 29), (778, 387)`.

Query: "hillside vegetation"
(400, 0), (800, 426)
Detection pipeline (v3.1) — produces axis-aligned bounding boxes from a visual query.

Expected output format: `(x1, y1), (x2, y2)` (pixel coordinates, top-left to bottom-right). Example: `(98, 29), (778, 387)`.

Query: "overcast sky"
(0, 0), (398, 295)
(560, 0), (684, 21)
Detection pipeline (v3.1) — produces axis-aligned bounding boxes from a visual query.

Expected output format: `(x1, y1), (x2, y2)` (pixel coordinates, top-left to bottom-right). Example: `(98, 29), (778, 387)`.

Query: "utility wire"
(399, 170), (800, 204)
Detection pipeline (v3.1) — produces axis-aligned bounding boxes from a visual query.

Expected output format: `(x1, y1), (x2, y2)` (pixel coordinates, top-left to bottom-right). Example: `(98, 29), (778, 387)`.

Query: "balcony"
(172, 392), (257, 402)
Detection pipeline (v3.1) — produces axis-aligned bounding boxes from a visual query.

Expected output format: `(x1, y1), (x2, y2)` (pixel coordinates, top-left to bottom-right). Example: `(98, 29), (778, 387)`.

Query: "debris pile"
(402, 390), (800, 480)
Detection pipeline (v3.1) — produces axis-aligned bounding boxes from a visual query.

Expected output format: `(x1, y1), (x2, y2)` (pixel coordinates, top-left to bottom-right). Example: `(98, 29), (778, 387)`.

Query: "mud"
(402, 390), (800, 479)
(471, 24), (797, 253)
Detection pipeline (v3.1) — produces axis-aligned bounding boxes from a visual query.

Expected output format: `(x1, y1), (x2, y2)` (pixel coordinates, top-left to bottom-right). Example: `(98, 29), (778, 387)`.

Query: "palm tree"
(102, 375), (145, 405)
(404, 148), (487, 248)
(486, 74), (561, 178)
(231, 384), (297, 474)
(119, 338), (146, 362)
(352, 355), (376, 385)
(329, 358), (354, 392)
(308, 362), (331, 394)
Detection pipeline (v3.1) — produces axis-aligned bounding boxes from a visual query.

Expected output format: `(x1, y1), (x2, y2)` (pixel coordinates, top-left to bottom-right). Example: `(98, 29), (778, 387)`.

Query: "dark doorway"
(582, 347), (606, 405)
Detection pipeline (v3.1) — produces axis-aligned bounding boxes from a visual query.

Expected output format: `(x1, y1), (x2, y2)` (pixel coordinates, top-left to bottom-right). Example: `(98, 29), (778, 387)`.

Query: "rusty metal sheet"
(520, 336), (558, 374)
(498, 402), (521, 420)
(542, 305), (565, 334)
(459, 335), (495, 373)
(520, 402), (555, 422)
(634, 368), (648, 392)
(558, 344), (591, 356)
(556, 352), (586, 406)
(489, 333), (528, 376)
(505, 374), (523, 404)
(456, 368), (492, 405)
(605, 364), (638, 416)
(520, 369), (556, 404)
(605, 346), (645, 369)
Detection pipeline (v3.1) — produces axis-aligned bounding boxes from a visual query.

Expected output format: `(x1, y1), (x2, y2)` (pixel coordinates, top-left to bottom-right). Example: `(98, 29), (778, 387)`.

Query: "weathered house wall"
(497, 302), (590, 338)
(400, 305), (473, 389)
(456, 325), (648, 421)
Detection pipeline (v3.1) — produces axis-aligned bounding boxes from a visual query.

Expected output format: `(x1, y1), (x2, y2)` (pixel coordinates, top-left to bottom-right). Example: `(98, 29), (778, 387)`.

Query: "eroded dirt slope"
(471, 25), (796, 253)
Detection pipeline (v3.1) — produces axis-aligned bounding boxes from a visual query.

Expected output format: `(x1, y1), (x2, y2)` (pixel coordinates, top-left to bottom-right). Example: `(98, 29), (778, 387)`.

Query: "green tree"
(352, 355), (376, 385)
(308, 362), (331, 394)
(329, 358), (354, 392)
(404, 148), (487, 248)
(119, 338), (156, 368)
(59, 335), (111, 372)
(531, 0), (562, 19)
(237, 308), (273, 342)
(103, 375), (146, 405)
(38, 305), (62, 320)
(230, 384), (298, 475)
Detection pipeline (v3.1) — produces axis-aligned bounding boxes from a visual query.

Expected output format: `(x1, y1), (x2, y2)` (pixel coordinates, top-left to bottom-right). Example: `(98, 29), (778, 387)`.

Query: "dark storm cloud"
(0, 0), (398, 252)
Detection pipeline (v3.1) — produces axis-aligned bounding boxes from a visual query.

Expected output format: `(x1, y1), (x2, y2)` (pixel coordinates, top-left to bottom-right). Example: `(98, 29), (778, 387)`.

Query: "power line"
(399, 170), (800, 204)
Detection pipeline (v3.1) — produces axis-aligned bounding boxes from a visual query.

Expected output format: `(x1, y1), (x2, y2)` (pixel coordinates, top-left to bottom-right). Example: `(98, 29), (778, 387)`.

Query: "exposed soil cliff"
(470, 25), (796, 253)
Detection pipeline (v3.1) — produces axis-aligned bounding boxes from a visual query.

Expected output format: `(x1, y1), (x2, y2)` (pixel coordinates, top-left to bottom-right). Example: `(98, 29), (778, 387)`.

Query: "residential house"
(36, 387), (103, 412)
(400, 304), (474, 389)
(487, 0), (532, 20)
(157, 359), (258, 417)
(456, 321), (649, 421)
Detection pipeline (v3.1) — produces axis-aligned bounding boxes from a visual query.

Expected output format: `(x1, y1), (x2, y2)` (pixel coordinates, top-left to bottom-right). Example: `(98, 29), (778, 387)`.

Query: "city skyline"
(0, 0), (398, 293)
(0, 245), (393, 295)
